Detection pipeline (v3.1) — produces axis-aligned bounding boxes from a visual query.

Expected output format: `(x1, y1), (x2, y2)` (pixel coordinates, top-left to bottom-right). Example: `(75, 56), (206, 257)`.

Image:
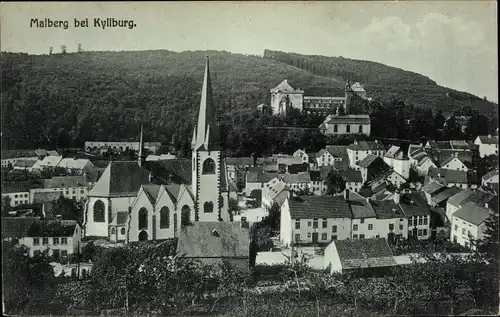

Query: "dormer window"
(212, 229), (220, 237)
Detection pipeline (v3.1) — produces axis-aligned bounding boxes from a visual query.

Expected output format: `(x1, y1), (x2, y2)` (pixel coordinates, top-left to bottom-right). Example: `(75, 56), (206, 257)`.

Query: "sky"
(1, 1), (498, 102)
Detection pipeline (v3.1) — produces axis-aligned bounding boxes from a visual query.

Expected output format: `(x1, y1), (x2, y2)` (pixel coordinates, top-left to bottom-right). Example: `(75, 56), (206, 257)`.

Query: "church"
(83, 57), (233, 243)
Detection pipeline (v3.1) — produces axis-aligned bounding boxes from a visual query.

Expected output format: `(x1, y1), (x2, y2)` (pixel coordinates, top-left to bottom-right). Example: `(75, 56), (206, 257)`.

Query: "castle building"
(83, 57), (232, 242)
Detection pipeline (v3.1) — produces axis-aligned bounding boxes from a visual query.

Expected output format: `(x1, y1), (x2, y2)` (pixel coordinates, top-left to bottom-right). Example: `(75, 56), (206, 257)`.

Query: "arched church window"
(346, 125), (351, 133)
(121, 228), (125, 235)
(358, 125), (363, 133)
(202, 158), (215, 174)
(204, 201), (214, 213)
(93, 200), (105, 222)
(334, 125), (338, 133)
(181, 205), (191, 226)
(111, 227), (116, 234)
(160, 206), (170, 229)
(138, 207), (148, 230)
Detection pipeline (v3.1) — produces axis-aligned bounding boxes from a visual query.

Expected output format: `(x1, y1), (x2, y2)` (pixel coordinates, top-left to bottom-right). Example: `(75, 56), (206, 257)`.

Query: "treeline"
(1, 50), (497, 151)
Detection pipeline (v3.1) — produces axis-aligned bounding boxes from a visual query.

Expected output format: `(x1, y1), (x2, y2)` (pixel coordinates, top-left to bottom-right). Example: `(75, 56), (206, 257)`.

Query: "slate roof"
(32, 191), (63, 204)
(428, 167), (468, 184)
(431, 186), (462, 205)
(426, 140), (452, 150)
(422, 181), (446, 195)
(447, 189), (497, 208)
(177, 222), (250, 258)
(164, 183), (182, 202)
(145, 159), (192, 185)
(13, 159), (37, 168)
(358, 154), (382, 168)
(338, 170), (363, 183)
(57, 158), (92, 170)
(1, 217), (40, 238)
(453, 202), (494, 226)
(399, 198), (431, 217)
(333, 238), (396, 270)
(384, 146), (401, 158)
(26, 220), (78, 237)
(246, 168), (278, 183)
(288, 196), (352, 219)
(483, 169), (499, 182)
(1, 149), (38, 160)
(477, 135), (499, 144)
(44, 176), (87, 189)
(371, 201), (405, 219)
(349, 200), (376, 219)
(1, 181), (43, 193)
(225, 157), (254, 166)
(39, 155), (63, 167)
(88, 161), (151, 197)
(281, 172), (311, 184)
(142, 184), (162, 205)
(323, 114), (371, 124)
(348, 140), (385, 151)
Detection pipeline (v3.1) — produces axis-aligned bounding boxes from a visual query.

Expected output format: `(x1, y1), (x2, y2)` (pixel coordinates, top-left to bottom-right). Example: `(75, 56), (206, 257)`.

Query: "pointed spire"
(138, 124), (145, 167)
(192, 56), (221, 150)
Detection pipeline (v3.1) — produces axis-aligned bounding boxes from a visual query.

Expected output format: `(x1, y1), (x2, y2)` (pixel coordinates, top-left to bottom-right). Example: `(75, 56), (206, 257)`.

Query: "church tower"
(191, 57), (227, 222)
(138, 124), (145, 167)
(344, 80), (355, 114)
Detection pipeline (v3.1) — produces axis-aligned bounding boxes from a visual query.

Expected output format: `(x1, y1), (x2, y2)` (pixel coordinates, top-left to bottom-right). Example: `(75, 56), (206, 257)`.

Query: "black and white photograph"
(1, 1), (499, 316)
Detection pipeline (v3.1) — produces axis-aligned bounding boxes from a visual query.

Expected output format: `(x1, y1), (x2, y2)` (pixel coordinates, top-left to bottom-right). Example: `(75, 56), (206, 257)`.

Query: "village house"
(29, 176), (89, 202)
(146, 153), (177, 161)
(347, 140), (386, 169)
(383, 145), (410, 179)
(1, 216), (40, 242)
(280, 172), (311, 193)
(324, 238), (396, 274)
(370, 195), (408, 240)
(445, 189), (497, 222)
(347, 192), (378, 240)
(1, 149), (39, 169)
(12, 158), (38, 172)
(338, 169), (364, 193)
(245, 167), (278, 197)
(439, 155), (470, 172)
(422, 181), (462, 208)
(369, 169), (407, 189)
(474, 135), (499, 158)
(356, 154), (390, 183)
(2, 181), (42, 207)
(56, 158), (95, 175)
(450, 201), (494, 250)
(225, 157), (254, 192)
(293, 149), (309, 165)
(309, 171), (327, 196)
(399, 194), (432, 240)
(261, 178), (289, 209)
(84, 141), (162, 154)
(319, 114), (371, 137)
(177, 222), (251, 269)
(31, 155), (63, 173)
(280, 195), (352, 246)
(481, 169), (499, 186)
(314, 145), (348, 168)
(426, 167), (472, 189)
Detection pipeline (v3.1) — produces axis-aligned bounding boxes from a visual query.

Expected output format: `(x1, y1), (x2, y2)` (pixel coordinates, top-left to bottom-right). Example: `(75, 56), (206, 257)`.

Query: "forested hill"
(263, 49), (497, 115)
(1, 49), (497, 150)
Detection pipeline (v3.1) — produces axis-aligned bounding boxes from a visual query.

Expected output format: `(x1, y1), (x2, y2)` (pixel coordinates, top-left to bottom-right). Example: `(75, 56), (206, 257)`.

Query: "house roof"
(371, 201), (405, 219)
(448, 189), (497, 208)
(26, 220), (78, 237)
(39, 155), (63, 167)
(431, 186), (462, 205)
(477, 135), (499, 144)
(323, 114), (371, 125)
(426, 140), (452, 150)
(453, 201), (494, 226)
(288, 196), (352, 219)
(483, 169), (499, 182)
(338, 170), (363, 183)
(1, 149), (38, 160)
(271, 79), (302, 93)
(280, 172), (311, 184)
(142, 184), (162, 205)
(88, 161), (151, 197)
(225, 157), (254, 166)
(333, 238), (396, 270)
(422, 181), (446, 195)
(351, 82), (365, 92)
(384, 146), (401, 158)
(13, 159), (38, 168)
(32, 191), (63, 204)
(428, 167), (468, 184)
(325, 145), (348, 158)
(246, 168), (278, 183)
(348, 140), (385, 151)
(399, 192), (431, 217)
(43, 176), (87, 189)
(1, 181), (43, 193)
(1, 217), (40, 238)
(57, 158), (92, 170)
(145, 159), (192, 185)
(177, 222), (250, 258)
(349, 200), (376, 219)
(357, 154), (383, 168)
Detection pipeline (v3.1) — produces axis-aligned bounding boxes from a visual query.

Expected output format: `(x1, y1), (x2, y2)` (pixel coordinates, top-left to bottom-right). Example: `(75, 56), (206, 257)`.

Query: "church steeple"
(138, 124), (145, 167)
(192, 56), (221, 151)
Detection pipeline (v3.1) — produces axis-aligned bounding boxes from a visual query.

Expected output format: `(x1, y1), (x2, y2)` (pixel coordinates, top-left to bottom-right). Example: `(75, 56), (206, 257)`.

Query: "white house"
(2, 181), (42, 206)
(482, 169), (499, 186)
(338, 170), (364, 193)
(245, 167), (277, 196)
(25, 220), (82, 258)
(12, 158), (38, 172)
(57, 158), (95, 175)
(261, 178), (289, 209)
(474, 135), (499, 158)
(280, 196), (352, 246)
(440, 156), (469, 172)
(31, 155), (63, 172)
(383, 145), (410, 179)
(293, 149), (309, 165)
(85, 141), (162, 154)
(426, 167), (470, 189)
(315, 145), (348, 168)
(347, 140), (386, 169)
(445, 189), (497, 222)
(450, 201), (494, 250)
(29, 176), (89, 203)
(319, 114), (371, 137)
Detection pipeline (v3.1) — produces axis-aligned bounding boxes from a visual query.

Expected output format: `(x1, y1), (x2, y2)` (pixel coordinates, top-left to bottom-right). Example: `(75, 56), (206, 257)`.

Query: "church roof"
(350, 82), (365, 92)
(271, 79), (303, 93)
(88, 161), (150, 197)
(142, 184), (162, 205)
(323, 114), (371, 125)
(192, 57), (221, 151)
(145, 159), (192, 185)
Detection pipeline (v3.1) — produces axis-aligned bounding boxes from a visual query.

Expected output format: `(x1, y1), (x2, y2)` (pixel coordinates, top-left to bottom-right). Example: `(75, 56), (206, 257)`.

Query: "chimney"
(393, 191), (400, 204)
(241, 217), (249, 229)
(437, 172), (441, 178)
(485, 202), (489, 209)
(56, 214), (62, 221)
(365, 197), (370, 204)
(344, 189), (349, 201)
(488, 134), (492, 138)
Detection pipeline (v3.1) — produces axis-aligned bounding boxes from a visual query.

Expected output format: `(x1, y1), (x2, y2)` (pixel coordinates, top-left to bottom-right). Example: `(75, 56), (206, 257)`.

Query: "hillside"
(1, 49), (497, 150)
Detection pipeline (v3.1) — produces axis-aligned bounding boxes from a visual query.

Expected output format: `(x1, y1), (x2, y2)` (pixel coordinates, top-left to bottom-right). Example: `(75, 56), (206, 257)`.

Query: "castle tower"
(138, 124), (145, 167)
(191, 56), (227, 222)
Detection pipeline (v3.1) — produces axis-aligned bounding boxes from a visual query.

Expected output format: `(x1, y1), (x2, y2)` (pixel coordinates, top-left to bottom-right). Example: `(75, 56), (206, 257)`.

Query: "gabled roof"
(13, 159), (37, 168)
(453, 201), (494, 226)
(57, 158), (92, 170)
(349, 200), (376, 219)
(271, 79), (302, 93)
(322, 114), (371, 125)
(476, 135), (499, 144)
(280, 172), (311, 184)
(225, 157), (254, 166)
(1, 217), (40, 238)
(428, 167), (468, 184)
(177, 222), (250, 258)
(333, 238), (396, 270)
(2, 181), (43, 193)
(288, 196), (352, 219)
(371, 201), (404, 219)
(144, 159), (192, 185)
(142, 184), (162, 205)
(348, 140), (385, 151)
(350, 82), (365, 92)
(44, 176), (87, 189)
(326, 145), (348, 158)
(483, 169), (499, 182)
(422, 181), (446, 195)
(246, 168), (278, 183)
(358, 154), (383, 168)
(89, 161), (151, 197)
(399, 192), (431, 217)
(384, 146), (401, 159)
(431, 186), (462, 205)
(447, 188), (497, 208)
(39, 155), (63, 167)
(26, 220), (78, 237)
(338, 170), (363, 183)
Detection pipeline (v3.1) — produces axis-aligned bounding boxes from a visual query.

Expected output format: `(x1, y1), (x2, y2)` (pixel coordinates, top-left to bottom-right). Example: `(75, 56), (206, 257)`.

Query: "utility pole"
(77, 240), (80, 279)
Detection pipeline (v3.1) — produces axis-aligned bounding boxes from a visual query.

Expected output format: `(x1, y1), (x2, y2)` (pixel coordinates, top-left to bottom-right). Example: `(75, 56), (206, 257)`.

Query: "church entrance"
(181, 205), (191, 226)
(138, 231), (148, 242)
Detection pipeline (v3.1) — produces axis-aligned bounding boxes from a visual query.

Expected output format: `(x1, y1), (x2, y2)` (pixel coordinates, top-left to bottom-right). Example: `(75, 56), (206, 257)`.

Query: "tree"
(2, 195), (12, 216)
(49, 46), (53, 55)
(77, 44), (83, 53)
(325, 171), (346, 195)
(60, 45), (67, 54)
